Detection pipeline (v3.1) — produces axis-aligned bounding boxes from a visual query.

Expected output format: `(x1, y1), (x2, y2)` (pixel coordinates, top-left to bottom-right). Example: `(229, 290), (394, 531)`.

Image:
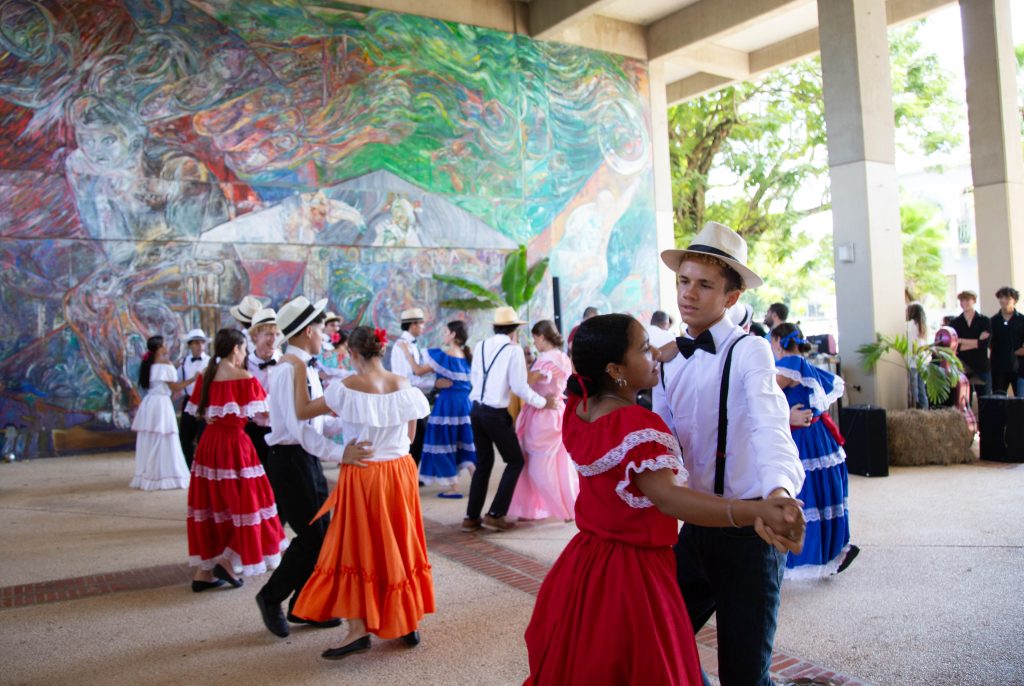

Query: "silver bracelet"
(726, 499), (741, 528)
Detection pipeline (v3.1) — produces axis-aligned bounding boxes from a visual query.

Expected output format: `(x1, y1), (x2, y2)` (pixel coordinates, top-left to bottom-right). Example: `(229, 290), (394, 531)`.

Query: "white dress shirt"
(179, 352), (209, 397)
(265, 345), (345, 462)
(469, 334), (546, 409)
(652, 316), (804, 500)
(389, 330), (435, 393)
(246, 350), (282, 392)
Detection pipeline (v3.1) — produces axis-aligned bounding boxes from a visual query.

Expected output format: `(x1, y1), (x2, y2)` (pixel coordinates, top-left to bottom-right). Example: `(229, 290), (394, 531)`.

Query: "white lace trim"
(615, 454), (689, 509)
(573, 428), (681, 477)
(803, 500), (849, 522)
(185, 399), (270, 419)
(189, 540), (289, 576)
(422, 441), (476, 454)
(426, 415), (471, 426)
(188, 504), (280, 527)
(427, 355), (471, 382)
(191, 464), (267, 480)
(775, 366), (845, 413)
(801, 447), (846, 472)
(783, 544), (851, 581)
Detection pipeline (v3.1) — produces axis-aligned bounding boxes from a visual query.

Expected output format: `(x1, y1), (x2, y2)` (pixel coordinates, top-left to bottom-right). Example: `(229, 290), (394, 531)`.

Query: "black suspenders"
(714, 335), (752, 496)
(479, 341), (512, 406)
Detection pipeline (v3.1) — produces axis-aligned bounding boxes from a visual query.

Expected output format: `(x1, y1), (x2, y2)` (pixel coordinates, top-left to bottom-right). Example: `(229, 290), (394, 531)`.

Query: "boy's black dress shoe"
(255, 592), (290, 637)
(213, 564), (244, 588)
(401, 631), (421, 647)
(287, 612), (342, 628)
(322, 635), (371, 660)
(191, 579), (226, 593)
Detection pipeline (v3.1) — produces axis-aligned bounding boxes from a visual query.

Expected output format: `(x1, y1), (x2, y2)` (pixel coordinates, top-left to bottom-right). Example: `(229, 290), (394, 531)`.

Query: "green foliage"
(900, 200), (948, 302)
(433, 245), (549, 314)
(857, 333), (963, 406)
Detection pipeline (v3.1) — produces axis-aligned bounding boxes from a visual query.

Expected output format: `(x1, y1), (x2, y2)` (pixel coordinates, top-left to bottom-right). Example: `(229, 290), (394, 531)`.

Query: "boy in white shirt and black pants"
(463, 307), (556, 532)
(178, 329), (210, 468)
(653, 222), (805, 686)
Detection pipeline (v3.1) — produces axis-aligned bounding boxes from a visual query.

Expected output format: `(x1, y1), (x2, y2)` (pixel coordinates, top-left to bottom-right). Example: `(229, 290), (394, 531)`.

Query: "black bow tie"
(190, 356), (202, 362)
(307, 357), (318, 368)
(677, 331), (716, 359)
(258, 359), (277, 370)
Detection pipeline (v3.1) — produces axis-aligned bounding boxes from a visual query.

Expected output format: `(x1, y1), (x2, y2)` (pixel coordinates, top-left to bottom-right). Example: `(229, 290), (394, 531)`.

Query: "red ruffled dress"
(185, 377), (287, 575)
(524, 398), (703, 686)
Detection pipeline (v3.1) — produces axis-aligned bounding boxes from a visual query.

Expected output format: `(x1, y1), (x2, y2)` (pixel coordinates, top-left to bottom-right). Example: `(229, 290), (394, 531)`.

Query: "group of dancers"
(126, 220), (857, 682)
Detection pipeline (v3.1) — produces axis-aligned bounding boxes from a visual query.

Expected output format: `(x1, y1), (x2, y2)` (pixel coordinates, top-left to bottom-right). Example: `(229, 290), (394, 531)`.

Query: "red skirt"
(524, 531), (703, 686)
(186, 416), (287, 575)
(291, 456), (434, 639)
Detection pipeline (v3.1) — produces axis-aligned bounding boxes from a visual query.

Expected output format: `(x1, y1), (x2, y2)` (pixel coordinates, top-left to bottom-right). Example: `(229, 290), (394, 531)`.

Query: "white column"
(818, 0), (907, 408)
(960, 0), (1024, 314)
(649, 61), (679, 315)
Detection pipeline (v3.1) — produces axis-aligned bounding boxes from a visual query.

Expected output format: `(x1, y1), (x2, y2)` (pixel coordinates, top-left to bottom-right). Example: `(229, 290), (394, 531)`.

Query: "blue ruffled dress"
(419, 349), (476, 485)
(775, 355), (853, 579)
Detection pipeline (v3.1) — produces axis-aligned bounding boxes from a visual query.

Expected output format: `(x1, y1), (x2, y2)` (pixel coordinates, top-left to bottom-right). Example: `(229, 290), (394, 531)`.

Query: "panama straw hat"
(278, 296), (328, 338)
(493, 306), (527, 326)
(324, 311), (342, 324)
(660, 221), (763, 289)
(229, 295), (269, 325)
(400, 307), (426, 323)
(250, 308), (277, 328)
(183, 328), (210, 342)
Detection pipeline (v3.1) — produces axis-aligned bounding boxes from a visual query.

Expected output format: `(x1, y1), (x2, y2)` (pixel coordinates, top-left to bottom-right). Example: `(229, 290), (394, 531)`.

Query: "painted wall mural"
(0, 0), (657, 457)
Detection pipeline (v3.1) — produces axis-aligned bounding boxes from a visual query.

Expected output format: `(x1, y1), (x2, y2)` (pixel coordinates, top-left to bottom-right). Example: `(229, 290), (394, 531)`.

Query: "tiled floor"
(1, 514), (872, 685)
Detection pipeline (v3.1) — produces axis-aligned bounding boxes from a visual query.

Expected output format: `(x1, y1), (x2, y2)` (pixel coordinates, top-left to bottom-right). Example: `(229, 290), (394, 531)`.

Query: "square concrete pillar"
(960, 0), (1024, 312)
(649, 61), (679, 314)
(818, 0), (908, 408)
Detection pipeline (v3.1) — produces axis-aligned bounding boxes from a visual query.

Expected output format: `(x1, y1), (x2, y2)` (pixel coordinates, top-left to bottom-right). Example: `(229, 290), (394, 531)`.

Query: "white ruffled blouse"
(323, 384), (430, 461)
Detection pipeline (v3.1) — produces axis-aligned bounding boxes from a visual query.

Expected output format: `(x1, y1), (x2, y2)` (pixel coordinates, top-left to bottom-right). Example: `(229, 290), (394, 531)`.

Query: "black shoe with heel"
(213, 564), (244, 588)
(322, 635), (371, 660)
(401, 631), (421, 647)
(191, 579), (226, 593)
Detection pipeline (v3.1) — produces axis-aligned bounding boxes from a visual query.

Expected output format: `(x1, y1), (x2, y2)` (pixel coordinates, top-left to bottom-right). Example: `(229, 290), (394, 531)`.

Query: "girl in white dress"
(130, 336), (194, 490)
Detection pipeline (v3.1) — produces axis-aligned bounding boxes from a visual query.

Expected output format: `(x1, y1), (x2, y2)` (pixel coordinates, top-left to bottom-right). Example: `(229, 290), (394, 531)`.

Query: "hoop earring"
(615, 377), (627, 388)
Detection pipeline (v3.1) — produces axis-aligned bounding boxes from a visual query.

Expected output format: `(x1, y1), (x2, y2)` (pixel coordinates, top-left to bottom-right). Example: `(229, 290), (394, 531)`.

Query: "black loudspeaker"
(839, 405), (889, 477)
(979, 395), (1024, 462)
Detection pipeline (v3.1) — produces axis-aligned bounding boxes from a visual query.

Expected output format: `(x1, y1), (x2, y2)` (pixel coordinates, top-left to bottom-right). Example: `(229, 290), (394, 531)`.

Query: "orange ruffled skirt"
(292, 455), (435, 639)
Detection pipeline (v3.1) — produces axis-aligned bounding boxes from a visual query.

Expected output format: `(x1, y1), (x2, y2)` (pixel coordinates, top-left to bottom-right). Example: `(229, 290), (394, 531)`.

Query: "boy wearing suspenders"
(463, 307), (557, 532)
(652, 223), (805, 686)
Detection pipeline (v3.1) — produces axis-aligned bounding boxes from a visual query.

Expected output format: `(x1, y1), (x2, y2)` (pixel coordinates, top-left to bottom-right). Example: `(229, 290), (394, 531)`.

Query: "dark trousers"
(178, 398), (205, 468)
(466, 403), (524, 520)
(410, 417), (426, 467)
(675, 523), (785, 686)
(245, 423), (284, 526)
(992, 371), (1020, 396)
(259, 444), (330, 610)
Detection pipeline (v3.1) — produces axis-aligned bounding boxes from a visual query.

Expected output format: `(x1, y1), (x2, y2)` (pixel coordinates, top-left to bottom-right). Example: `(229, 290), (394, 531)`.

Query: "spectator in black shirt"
(950, 290), (992, 400)
(990, 286), (1024, 396)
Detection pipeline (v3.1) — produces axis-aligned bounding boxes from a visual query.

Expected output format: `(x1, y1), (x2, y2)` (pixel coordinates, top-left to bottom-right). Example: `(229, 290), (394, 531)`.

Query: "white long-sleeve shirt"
(652, 316), (804, 500)
(469, 334), (545, 409)
(264, 345), (345, 462)
(390, 330), (435, 393)
(179, 352), (209, 397)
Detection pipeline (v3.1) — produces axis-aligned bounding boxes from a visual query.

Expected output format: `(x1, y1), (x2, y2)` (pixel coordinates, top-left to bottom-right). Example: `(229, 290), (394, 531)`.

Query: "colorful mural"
(0, 0), (657, 457)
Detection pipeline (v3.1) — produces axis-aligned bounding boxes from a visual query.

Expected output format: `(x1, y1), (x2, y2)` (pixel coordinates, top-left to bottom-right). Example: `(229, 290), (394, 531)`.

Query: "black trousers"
(178, 397), (205, 469)
(992, 371), (1020, 395)
(245, 422), (284, 525)
(259, 444), (330, 609)
(410, 417), (426, 467)
(466, 403), (524, 520)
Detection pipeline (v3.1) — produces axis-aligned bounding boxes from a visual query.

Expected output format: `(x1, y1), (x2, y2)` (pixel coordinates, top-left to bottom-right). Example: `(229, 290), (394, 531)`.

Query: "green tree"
(901, 200), (948, 302)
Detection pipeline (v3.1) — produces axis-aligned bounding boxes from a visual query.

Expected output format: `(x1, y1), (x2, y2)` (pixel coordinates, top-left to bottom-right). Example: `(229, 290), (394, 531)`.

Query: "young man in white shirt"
(255, 296), (371, 638)
(652, 222), (805, 686)
(177, 328), (210, 468)
(463, 307), (557, 532)
(389, 307), (435, 466)
(244, 308), (282, 503)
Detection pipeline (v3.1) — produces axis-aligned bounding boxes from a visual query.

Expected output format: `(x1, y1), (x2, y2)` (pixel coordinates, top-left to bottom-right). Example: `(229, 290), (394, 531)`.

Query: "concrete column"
(818, 0), (907, 408)
(960, 0), (1024, 314)
(648, 61), (679, 315)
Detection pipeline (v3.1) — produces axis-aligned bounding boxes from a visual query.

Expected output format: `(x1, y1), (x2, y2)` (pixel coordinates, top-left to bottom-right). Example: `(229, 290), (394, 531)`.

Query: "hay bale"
(886, 408), (975, 466)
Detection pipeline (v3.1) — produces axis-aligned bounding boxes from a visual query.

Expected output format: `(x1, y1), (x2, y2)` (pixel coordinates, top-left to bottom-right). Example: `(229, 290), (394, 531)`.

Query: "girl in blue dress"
(771, 323), (859, 579)
(398, 320), (476, 497)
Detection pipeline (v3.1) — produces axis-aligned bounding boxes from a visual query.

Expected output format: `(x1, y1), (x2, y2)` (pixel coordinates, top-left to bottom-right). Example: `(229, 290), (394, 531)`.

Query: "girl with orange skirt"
(291, 326), (432, 659)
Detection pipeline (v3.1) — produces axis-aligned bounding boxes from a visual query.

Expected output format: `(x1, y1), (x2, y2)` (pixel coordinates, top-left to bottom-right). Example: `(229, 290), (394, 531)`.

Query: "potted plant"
(857, 334), (975, 466)
(432, 244), (549, 317)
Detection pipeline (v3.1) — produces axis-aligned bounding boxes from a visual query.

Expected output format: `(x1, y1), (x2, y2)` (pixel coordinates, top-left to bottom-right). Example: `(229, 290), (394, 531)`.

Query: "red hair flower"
(142, 351), (152, 362)
(374, 328), (388, 346)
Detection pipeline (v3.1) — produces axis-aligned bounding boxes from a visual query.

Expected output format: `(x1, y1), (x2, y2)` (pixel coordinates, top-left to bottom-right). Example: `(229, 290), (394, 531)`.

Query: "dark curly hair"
(566, 314), (636, 399)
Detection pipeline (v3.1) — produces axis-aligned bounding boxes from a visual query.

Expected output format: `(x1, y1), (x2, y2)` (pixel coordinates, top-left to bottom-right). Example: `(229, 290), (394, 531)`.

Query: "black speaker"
(979, 395), (1024, 462)
(839, 405), (889, 477)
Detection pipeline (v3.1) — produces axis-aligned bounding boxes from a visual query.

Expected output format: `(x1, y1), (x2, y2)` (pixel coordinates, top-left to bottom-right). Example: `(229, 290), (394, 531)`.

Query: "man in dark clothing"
(990, 286), (1024, 396)
(950, 290), (992, 400)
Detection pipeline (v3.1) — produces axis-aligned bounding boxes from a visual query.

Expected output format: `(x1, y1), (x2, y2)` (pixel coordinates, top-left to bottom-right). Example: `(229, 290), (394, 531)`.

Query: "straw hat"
(250, 308), (277, 328)
(492, 306), (527, 326)
(660, 221), (763, 289)
(278, 296), (328, 338)
(183, 328), (210, 343)
(229, 295), (269, 325)
(324, 311), (342, 324)
(400, 307), (426, 323)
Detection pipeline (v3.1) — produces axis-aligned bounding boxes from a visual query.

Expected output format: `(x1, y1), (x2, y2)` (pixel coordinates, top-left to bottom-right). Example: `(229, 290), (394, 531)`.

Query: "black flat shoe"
(401, 631), (421, 647)
(322, 635), (371, 660)
(837, 545), (860, 574)
(213, 564), (244, 588)
(191, 579), (226, 593)
(255, 592), (290, 638)
(287, 613), (342, 628)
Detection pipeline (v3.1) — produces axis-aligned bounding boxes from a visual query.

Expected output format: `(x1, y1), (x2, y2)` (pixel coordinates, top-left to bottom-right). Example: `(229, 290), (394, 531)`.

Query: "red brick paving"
(1, 516), (873, 684)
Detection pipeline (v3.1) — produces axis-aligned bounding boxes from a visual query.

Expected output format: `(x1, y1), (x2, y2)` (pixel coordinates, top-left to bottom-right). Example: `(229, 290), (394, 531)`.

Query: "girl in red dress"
(186, 329), (287, 592)
(524, 314), (805, 685)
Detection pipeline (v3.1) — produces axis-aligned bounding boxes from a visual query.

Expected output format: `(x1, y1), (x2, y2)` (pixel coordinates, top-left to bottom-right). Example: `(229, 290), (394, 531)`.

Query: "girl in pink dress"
(508, 320), (579, 521)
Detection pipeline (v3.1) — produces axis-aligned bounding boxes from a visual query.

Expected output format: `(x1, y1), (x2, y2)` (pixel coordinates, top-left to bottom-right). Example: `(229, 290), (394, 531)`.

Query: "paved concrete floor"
(1, 453), (1022, 685)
